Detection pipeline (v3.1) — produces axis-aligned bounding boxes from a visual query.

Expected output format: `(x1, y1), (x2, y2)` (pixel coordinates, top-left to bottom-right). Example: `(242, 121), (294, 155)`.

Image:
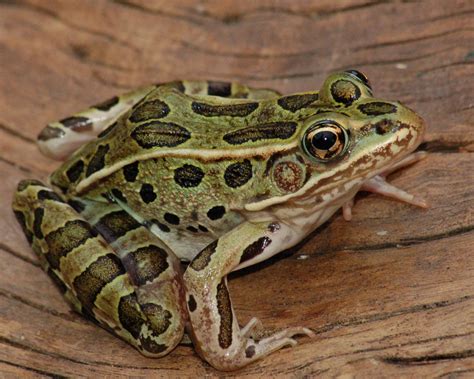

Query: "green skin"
(13, 71), (426, 370)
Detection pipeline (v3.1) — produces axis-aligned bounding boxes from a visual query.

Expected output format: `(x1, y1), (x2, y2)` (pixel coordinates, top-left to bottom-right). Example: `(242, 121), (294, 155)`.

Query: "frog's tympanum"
(13, 71), (427, 370)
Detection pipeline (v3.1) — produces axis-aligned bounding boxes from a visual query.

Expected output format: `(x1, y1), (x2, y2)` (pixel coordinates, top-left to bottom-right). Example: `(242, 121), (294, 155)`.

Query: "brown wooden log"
(0, 0), (472, 376)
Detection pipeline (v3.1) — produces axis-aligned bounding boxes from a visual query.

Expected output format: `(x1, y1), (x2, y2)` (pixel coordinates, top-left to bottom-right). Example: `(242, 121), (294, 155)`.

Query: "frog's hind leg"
(184, 221), (314, 371)
(37, 86), (155, 161)
(12, 180), (186, 357)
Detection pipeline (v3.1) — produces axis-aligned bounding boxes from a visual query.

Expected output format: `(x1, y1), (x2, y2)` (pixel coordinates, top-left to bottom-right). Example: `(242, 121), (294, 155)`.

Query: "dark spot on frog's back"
(207, 81), (232, 97)
(223, 122), (297, 145)
(224, 160), (253, 188)
(93, 96), (119, 111)
(140, 183), (157, 204)
(163, 80), (185, 93)
(207, 205), (226, 220)
(123, 161), (139, 182)
(86, 144), (110, 177)
(358, 102), (397, 116)
(164, 212), (180, 225)
(129, 99), (170, 123)
(277, 93), (319, 112)
(174, 164), (205, 188)
(191, 101), (258, 117)
(60, 116), (93, 132)
(66, 159), (84, 182)
(131, 121), (191, 148)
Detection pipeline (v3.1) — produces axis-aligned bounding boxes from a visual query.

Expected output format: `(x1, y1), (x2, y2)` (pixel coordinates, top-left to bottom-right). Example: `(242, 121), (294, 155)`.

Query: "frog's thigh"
(183, 221), (313, 371)
(12, 180), (185, 357)
(37, 86), (154, 160)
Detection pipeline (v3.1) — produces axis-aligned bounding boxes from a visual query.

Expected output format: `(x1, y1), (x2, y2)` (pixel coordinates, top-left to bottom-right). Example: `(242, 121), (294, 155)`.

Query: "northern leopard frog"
(13, 71), (427, 370)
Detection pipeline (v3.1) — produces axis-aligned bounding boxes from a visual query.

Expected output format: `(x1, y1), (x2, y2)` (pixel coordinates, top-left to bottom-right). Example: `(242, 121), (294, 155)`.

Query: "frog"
(12, 70), (427, 371)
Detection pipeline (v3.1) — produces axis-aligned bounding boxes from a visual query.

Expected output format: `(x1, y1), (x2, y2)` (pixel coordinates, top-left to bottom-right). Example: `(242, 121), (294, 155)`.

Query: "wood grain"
(0, 0), (473, 377)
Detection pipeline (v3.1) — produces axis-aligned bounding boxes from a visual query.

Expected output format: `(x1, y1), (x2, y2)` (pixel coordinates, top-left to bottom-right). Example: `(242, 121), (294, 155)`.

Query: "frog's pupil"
(312, 131), (337, 150)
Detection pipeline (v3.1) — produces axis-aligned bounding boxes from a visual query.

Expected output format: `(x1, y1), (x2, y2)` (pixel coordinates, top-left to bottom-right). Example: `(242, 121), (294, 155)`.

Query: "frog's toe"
(240, 326), (314, 367)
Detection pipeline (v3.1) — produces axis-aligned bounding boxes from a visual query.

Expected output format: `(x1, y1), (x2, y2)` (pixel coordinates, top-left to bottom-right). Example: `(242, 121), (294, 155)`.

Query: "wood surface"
(0, 0), (473, 377)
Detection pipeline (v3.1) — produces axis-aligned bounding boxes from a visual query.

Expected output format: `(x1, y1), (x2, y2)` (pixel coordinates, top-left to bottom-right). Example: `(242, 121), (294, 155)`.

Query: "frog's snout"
(395, 101), (427, 144)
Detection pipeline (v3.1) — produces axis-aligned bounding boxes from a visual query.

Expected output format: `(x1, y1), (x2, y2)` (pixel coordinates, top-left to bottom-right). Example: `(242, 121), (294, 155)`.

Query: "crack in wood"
(417, 140), (474, 154)
(417, 60), (474, 76)
(333, 46), (456, 71)
(0, 357), (66, 378)
(311, 295), (474, 336)
(0, 122), (35, 143)
(381, 349), (474, 365)
(112, 0), (205, 26)
(187, 0), (393, 24)
(437, 368), (474, 378)
(1, 1), (139, 51)
(0, 288), (77, 321)
(424, 8), (474, 23)
(347, 225), (474, 253)
(0, 335), (182, 370)
(0, 155), (36, 174)
(0, 243), (40, 267)
(354, 332), (474, 356)
(357, 27), (474, 51)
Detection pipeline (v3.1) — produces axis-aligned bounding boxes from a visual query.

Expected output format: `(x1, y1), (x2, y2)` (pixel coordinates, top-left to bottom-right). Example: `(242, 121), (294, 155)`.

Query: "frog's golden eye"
(302, 121), (348, 161)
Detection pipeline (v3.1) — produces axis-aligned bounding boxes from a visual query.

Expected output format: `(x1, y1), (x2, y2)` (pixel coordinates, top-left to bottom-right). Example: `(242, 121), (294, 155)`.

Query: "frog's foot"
(238, 325), (314, 367)
(342, 151), (428, 221)
(12, 180), (186, 357)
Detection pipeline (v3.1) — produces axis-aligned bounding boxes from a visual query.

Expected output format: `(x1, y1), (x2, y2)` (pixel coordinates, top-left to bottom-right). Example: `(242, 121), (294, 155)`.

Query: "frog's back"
(50, 83), (320, 195)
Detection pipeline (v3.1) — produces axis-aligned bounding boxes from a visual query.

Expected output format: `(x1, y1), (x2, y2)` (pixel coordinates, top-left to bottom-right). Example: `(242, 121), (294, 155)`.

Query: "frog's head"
(300, 69), (425, 171)
(247, 70), (426, 213)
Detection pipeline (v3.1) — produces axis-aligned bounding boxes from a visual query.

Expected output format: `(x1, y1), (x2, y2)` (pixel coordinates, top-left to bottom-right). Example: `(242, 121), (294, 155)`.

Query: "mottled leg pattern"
(12, 180), (186, 357)
(183, 221), (314, 371)
(37, 86), (155, 160)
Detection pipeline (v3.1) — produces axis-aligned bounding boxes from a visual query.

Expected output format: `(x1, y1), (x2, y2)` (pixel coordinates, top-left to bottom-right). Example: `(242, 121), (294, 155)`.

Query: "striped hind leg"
(12, 180), (186, 357)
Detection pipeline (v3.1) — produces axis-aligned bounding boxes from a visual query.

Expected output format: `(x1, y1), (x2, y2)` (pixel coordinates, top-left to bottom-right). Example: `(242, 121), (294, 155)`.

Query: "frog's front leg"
(183, 221), (314, 371)
(37, 86), (154, 160)
(12, 180), (186, 356)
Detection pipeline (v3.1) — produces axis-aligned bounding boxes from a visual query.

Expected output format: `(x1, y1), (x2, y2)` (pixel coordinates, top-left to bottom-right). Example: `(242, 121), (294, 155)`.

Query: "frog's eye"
(302, 121), (348, 161)
(345, 69), (372, 91)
